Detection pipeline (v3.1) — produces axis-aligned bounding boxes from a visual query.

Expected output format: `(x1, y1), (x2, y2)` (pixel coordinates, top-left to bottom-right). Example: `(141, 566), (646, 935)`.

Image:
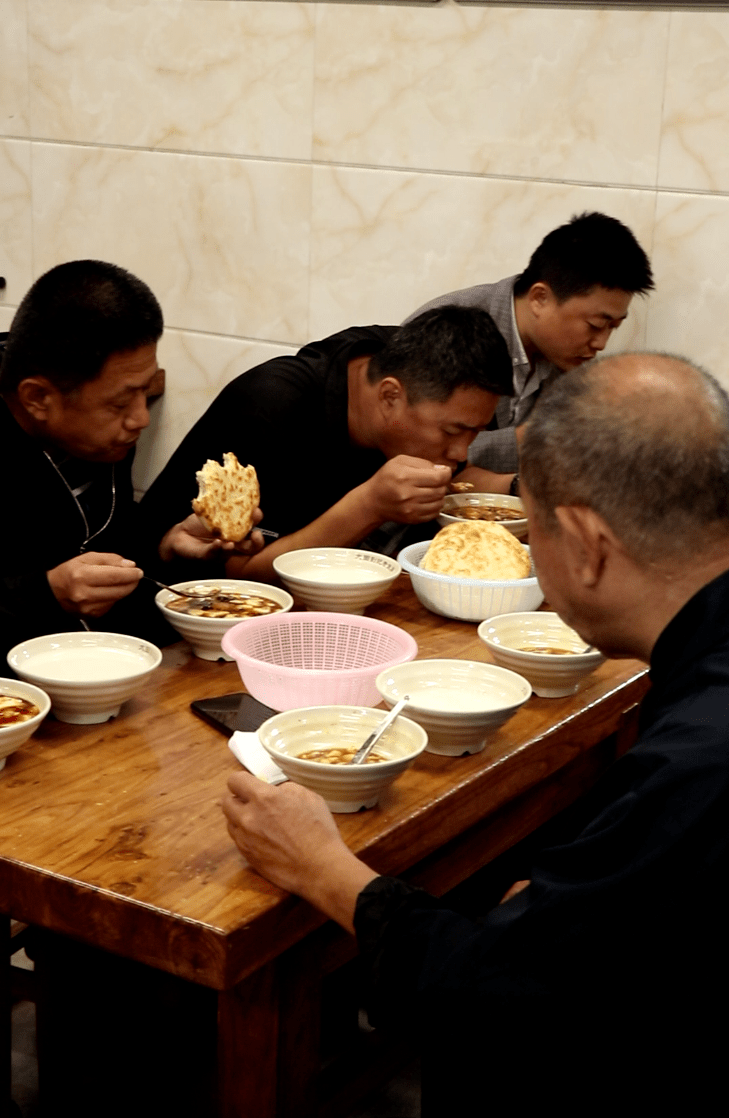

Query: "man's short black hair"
(512, 212), (654, 303)
(368, 304), (514, 403)
(0, 259), (163, 395)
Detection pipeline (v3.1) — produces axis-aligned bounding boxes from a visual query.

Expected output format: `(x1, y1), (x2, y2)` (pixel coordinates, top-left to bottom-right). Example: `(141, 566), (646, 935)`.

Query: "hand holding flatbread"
(192, 453), (260, 543)
(421, 521), (530, 580)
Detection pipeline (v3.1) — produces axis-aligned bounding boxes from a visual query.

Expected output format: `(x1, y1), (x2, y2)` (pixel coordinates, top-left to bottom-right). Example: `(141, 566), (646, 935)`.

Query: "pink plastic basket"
(221, 612), (418, 711)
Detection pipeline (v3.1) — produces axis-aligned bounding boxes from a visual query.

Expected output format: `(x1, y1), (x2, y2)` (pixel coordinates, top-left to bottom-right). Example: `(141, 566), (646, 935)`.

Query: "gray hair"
(520, 352), (729, 563)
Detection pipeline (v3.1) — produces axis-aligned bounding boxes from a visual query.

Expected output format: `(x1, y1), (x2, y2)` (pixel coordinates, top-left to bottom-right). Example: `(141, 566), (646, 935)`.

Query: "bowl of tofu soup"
(272, 548), (400, 614)
(7, 632), (162, 724)
(257, 704), (428, 812)
(438, 493), (528, 539)
(0, 678), (51, 768)
(478, 612), (605, 698)
(376, 659), (531, 756)
(156, 578), (294, 660)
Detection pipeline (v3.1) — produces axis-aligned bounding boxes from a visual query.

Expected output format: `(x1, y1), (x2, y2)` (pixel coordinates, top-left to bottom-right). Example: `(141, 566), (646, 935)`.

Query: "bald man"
(223, 352), (729, 1112)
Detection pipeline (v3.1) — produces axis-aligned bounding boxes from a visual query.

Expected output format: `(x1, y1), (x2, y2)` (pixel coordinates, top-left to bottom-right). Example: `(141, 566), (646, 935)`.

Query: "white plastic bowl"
(0, 678), (51, 769)
(257, 704), (428, 812)
(155, 578), (294, 660)
(398, 541), (544, 623)
(438, 492), (528, 539)
(376, 658), (531, 755)
(272, 548), (400, 615)
(478, 612), (606, 698)
(7, 632), (162, 724)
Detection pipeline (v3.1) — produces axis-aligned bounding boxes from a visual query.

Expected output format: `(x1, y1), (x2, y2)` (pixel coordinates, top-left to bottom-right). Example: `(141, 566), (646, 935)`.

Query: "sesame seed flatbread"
(192, 453), (259, 543)
(421, 521), (530, 581)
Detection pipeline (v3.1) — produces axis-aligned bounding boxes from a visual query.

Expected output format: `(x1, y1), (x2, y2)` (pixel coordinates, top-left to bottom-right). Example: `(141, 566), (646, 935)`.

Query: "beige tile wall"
(1, 0), (728, 491)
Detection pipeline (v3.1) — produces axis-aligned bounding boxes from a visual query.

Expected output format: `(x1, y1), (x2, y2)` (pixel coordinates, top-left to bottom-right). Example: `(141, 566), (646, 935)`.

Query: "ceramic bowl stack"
(376, 658), (531, 755)
(222, 611), (418, 711)
(0, 678), (51, 769)
(7, 632), (162, 724)
(438, 492), (528, 539)
(478, 612), (605, 697)
(155, 578), (294, 660)
(257, 704), (428, 812)
(398, 541), (543, 623)
(272, 548), (400, 614)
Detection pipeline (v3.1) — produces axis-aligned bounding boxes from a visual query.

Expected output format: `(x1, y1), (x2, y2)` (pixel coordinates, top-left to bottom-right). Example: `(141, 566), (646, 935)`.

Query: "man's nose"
(125, 393), (150, 431)
(591, 326), (613, 353)
(446, 432), (473, 462)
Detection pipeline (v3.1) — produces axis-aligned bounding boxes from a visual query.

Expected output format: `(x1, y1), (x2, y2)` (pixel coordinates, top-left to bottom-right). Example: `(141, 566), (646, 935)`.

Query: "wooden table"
(1, 576), (649, 1115)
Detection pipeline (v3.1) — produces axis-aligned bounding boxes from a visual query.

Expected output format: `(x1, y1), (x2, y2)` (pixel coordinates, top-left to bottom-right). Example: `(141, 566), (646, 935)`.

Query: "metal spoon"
(144, 576), (221, 601)
(349, 696), (410, 765)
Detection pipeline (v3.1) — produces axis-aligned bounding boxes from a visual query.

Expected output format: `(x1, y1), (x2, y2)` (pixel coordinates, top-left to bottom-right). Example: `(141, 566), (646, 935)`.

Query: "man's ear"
(527, 282), (554, 317)
(15, 376), (58, 421)
(554, 505), (618, 589)
(377, 376), (406, 417)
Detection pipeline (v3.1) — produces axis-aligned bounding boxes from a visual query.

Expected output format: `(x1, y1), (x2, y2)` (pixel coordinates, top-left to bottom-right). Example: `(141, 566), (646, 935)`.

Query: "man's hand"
(222, 772), (378, 933)
(47, 552), (143, 616)
(360, 456), (452, 524)
(158, 511), (264, 563)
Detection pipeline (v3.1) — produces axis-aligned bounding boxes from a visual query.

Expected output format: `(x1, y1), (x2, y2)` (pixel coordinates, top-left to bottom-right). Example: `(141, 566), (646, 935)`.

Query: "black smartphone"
(191, 692), (276, 737)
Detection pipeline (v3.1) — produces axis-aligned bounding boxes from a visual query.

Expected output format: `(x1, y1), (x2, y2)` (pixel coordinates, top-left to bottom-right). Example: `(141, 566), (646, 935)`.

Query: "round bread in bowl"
(272, 548), (400, 614)
(156, 579), (294, 661)
(376, 659), (531, 755)
(257, 704), (427, 812)
(422, 521), (531, 580)
(7, 632), (162, 724)
(478, 612), (606, 698)
(398, 540), (543, 623)
(0, 678), (51, 769)
(438, 492), (528, 539)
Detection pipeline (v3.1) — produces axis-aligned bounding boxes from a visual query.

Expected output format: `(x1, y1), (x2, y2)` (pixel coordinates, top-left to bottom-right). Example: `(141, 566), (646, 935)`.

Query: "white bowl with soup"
(272, 548), (400, 614)
(155, 578), (293, 660)
(376, 659), (531, 756)
(0, 678), (51, 769)
(7, 632), (162, 724)
(478, 612), (606, 698)
(438, 493), (528, 539)
(257, 704), (427, 812)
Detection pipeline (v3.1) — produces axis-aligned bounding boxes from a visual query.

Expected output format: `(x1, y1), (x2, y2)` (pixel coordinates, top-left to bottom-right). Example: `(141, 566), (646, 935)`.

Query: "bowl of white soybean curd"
(272, 548), (400, 614)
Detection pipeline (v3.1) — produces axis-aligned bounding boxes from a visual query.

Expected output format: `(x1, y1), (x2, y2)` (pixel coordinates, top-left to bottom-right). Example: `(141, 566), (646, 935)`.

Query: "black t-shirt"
(141, 326), (396, 546)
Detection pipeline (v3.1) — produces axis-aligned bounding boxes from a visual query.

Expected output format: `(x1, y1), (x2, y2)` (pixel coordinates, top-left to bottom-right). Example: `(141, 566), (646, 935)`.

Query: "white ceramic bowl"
(7, 632), (162, 724)
(155, 579), (294, 660)
(438, 492), (528, 539)
(478, 612), (606, 698)
(257, 704), (428, 812)
(0, 678), (51, 769)
(376, 658), (531, 756)
(398, 541), (544, 623)
(272, 548), (400, 614)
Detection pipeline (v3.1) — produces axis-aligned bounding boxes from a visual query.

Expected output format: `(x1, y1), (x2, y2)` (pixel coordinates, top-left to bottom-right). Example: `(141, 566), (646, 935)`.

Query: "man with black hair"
(404, 212), (654, 489)
(0, 260), (256, 656)
(141, 305), (514, 580)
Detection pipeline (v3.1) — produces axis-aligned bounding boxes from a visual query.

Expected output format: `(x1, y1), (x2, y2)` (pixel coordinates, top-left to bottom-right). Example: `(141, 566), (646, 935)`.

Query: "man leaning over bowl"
(222, 352), (729, 1112)
(0, 260), (262, 658)
(141, 304), (515, 580)
(404, 211), (655, 496)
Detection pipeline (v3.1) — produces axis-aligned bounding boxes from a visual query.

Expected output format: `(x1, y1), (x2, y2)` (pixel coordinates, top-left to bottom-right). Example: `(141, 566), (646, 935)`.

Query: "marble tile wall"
(1, 0), (728, 491)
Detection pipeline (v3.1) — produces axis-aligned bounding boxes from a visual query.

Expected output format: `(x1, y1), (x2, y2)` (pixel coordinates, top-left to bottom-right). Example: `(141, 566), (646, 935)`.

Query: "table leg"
(1, 916), (10, 1118)
(217, 961), (278, 1118)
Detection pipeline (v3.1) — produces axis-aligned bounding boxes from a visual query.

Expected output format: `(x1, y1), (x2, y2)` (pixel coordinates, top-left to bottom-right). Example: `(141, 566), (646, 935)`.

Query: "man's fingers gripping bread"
(192, 453), (260, 543)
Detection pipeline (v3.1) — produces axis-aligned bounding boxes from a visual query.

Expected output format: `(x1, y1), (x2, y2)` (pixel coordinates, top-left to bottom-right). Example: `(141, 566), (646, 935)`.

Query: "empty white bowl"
(0, 678), (51, 769)
(7, 632), (162, 724)
(257, 704), (428, 812)
(438, 492), (528, 539)
(478, 612), (606, 698)
(155, 578), (294, 660)
(376, 658), (531, 756)
(272, 548), (400, 614)
(398, 541), (544, 623)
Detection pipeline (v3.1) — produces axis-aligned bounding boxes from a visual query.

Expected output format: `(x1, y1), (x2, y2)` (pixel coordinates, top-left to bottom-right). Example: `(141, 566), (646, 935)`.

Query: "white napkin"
(228, 731), (287, 784)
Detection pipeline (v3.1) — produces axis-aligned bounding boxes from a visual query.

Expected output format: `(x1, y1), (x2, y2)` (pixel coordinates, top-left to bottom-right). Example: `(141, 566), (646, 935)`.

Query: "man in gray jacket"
(404, 212), (653, 492)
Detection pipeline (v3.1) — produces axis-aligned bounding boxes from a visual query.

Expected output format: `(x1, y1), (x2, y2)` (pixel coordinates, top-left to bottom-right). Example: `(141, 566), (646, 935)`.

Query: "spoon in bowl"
(349, 696), (410, 765)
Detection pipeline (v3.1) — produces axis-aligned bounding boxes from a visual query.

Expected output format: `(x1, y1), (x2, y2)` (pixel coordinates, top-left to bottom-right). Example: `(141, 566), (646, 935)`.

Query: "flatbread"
(421, 521), (530, 581)
(192, 453), (259, 543)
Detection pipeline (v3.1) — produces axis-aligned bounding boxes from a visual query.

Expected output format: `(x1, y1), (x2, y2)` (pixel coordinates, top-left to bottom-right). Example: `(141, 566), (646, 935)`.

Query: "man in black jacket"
(222, 351), (729, 1111)
(0, 260), (249, 656)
